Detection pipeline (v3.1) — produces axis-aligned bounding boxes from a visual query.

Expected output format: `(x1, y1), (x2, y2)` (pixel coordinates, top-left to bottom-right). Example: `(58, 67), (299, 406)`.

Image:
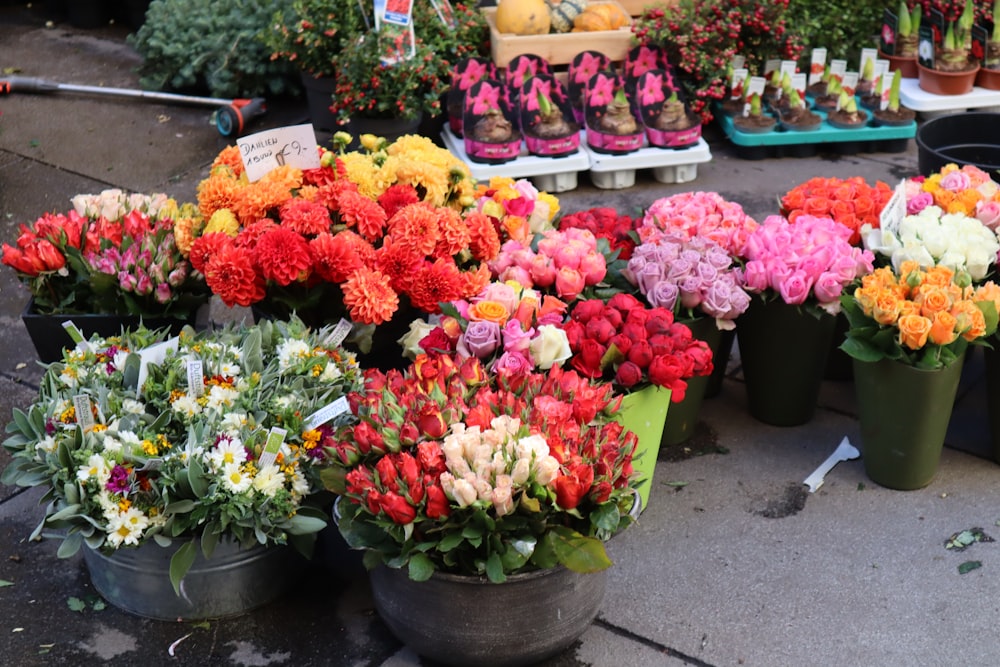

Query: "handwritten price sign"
(237, 124), (321, 182)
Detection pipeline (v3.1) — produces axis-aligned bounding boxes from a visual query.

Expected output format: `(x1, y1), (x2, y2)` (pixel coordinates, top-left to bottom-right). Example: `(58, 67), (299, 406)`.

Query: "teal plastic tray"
(716, 108), (916, 147)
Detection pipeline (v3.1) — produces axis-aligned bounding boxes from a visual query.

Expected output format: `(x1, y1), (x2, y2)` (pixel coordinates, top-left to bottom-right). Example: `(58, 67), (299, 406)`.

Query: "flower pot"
(82, 540), (302, 621)
(983, 344), (1000, 464)
(66, 0), (109, 28)
(703, 327), (736, 398)
(825, 311), (853, 381)
(369, 564), (606, 667)
(917, 62), (980, 96)
(976, 66), (1000, 91)
(299, 72), (341, 133)
(21, 298), (206, 364)
(614, 384), (670, 509)
(879, 50), (918, 78)
(736, 299), (836, 427)
(348, 113), (423, 145)
(852, 354), (964, 490)
(916, 112), (1000, 176)
(661, 318), (721, 447)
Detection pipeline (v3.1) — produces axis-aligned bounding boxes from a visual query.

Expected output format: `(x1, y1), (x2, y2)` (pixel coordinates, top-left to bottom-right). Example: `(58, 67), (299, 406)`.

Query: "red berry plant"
(632, 0), (803, 123)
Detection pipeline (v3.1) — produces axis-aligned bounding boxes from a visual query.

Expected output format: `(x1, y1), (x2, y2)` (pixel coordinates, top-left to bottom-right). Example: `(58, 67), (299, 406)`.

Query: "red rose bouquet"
(780, 176), (894, 246)
(558, 207), (640, 261)
(327, 355), (639, 582)
(187, 137), (498, 356)
(561, 293), (713, 400)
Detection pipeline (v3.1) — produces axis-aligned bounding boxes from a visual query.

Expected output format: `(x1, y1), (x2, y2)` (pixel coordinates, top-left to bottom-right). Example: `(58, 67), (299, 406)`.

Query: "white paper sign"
(186, 360), (205, 398)
(841, 71), (859, 95)
(238, 124), (321, 183)
(859, 48), (879, 77)
(730, 55), (746, 70)
(135, 337), (179, 398)
(73, 394), (96, 433)
(830, 59), (848, 81)
(303, 396), (351, 431)
(880, 181), (908, 237)
(809, 48), (827, 86)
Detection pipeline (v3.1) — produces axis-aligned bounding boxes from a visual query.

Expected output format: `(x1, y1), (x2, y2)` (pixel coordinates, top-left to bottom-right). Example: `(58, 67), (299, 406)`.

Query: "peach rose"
(928, 310), (958, 346)
(872, 291), (902, 326)
(916, 285), (951, 317)
(468, 299), (509, 325)
(898, 313), (931, 350)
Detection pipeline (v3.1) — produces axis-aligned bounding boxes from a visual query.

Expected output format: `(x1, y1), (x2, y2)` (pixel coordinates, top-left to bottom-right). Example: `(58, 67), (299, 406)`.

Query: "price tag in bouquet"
(258, 427), (287, 469)
(61, 321), (92, 354)
(880, 181), (907, 237)
(238, 124), (320, 183)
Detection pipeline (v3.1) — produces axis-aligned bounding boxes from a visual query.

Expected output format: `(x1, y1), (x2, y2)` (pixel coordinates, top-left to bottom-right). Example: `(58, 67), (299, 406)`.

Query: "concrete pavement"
(2, 4), (999, 666)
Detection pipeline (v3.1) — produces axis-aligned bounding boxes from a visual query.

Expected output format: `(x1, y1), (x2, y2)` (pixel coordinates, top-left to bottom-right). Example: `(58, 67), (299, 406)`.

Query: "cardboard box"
(484, 3), (635, 68)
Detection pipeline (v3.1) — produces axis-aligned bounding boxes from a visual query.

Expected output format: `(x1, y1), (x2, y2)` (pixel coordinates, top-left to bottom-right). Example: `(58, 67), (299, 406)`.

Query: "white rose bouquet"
(861, 205), (1000, 282)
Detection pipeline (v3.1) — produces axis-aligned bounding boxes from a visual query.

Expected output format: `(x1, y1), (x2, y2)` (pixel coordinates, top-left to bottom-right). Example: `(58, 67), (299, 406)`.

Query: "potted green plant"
(872, 69), (917, 125)
(918, 0), (980, 94)
(881, 0), (922, 77)
(1, 318), (364, 619)
(976, 0), (1000, 88)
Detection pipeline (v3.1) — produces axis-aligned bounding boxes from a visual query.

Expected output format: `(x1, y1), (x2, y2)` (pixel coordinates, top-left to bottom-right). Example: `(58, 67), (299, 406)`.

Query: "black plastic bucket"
(916, 112), (1000, 176)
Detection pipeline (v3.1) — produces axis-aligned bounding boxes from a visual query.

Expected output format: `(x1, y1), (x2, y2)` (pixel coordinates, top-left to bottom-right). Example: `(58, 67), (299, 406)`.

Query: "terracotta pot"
(878, 50), (918, 78)
(976, 66), (1000, 91)
(917, 62), (980, 96)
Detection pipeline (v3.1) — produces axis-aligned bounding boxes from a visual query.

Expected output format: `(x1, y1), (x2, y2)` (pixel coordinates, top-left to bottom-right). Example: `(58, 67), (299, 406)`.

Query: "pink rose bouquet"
(905, 164), (1000, 222)
(623, 230), (751, 329)
(398, 280), (572, 377)
(640, 191), (758, 256)
(739, 214), (874, 314)
(488, 228), (611, 302)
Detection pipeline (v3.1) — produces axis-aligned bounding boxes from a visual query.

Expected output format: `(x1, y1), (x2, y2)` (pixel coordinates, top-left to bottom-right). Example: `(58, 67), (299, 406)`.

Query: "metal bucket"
(83, 539), (302, 621)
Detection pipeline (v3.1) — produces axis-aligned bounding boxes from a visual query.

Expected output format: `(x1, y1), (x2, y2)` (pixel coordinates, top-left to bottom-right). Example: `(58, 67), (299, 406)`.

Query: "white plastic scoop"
(803, 436), (861, 493)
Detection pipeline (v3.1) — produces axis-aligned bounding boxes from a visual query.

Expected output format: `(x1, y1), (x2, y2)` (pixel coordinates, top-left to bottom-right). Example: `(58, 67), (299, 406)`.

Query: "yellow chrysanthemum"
(204, 209), (240, 237)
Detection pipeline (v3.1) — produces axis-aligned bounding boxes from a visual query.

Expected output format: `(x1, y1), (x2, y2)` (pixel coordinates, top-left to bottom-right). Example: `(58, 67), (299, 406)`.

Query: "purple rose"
(646, 281), (679, 310)
(458, 320), (502, 359)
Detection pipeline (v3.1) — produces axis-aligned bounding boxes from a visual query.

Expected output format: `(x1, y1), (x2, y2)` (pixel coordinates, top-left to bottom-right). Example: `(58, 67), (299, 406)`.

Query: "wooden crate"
(617, 0), (678, 17)
(484, 3), (635, 68)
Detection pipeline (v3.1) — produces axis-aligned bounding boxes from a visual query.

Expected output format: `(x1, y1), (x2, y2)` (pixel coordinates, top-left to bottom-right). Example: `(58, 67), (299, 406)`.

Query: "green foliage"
(128, 0), (298, 98)
(785, 0), (888, 67)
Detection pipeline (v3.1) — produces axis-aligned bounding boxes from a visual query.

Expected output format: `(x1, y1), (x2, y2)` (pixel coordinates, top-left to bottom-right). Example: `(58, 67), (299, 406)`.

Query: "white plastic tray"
(440, 127), (590, 182)
(899, 77), (1000, 112)
(583, 137), (713, 172)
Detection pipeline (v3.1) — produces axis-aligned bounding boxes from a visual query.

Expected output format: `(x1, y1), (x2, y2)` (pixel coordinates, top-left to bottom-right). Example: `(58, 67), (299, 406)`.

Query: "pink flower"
(555, 266), (586, 300)
(501, 319), (534, 353)
(976, 200), (1000, 230)
(906, 192), (934, 215)
(939, 170), (972, 192)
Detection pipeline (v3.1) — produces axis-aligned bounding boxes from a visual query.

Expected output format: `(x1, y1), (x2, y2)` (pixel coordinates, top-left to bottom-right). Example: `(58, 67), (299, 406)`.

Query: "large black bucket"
(916, 112), (1000, 176)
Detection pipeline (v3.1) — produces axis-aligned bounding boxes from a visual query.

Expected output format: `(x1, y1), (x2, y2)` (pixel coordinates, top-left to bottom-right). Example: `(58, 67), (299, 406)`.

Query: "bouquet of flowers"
(781, 176), (895, 246)
(488, 228), (616, 303)
(841, 261), (999, 369)
(189, 138), (497, 355)
(2, 189), (209, 318)
(471, 177), (560, 244)
(558, 207), (640, 261)
(561, 293), (713, 399)
(640, 191), (758, 257)
(398, 280), (571, 376)
(623, 230), (751, 329)
(327, 355), (639, 582)
(904, 163), (1000, 227)
(860, 205), (1000, 282)
(740, 214), (875, 314)
(2, 318), (363, 590)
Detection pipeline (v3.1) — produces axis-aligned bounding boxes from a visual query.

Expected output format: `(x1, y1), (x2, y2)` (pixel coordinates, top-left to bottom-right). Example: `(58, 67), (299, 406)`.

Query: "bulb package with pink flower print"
(519, 74), (581, 158)
(448, 57), (499, 138)
(569, 51), (615, 125)
(463, 79), (522, 165)
(584, 71), (644, 155)
(635, 69), (702, 149)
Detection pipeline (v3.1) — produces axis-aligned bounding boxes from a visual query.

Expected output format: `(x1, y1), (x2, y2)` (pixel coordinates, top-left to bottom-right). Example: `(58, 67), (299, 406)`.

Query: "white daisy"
(171, 394), (203, 419)
(77, 453), (111, 485)
(207, 437), (247, 470)
(204, 385), (239, 412)
(221, 462), (253, 494)
(276, 339), (311, 371)
(34, 435), (57, 455)
(105, 507), (149, 547)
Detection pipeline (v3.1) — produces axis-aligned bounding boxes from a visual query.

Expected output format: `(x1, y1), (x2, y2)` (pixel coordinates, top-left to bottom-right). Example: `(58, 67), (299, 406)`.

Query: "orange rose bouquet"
(186, 136), (497, 363)
(840, 261), (999, 369)
(780, 176), (895, 246)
